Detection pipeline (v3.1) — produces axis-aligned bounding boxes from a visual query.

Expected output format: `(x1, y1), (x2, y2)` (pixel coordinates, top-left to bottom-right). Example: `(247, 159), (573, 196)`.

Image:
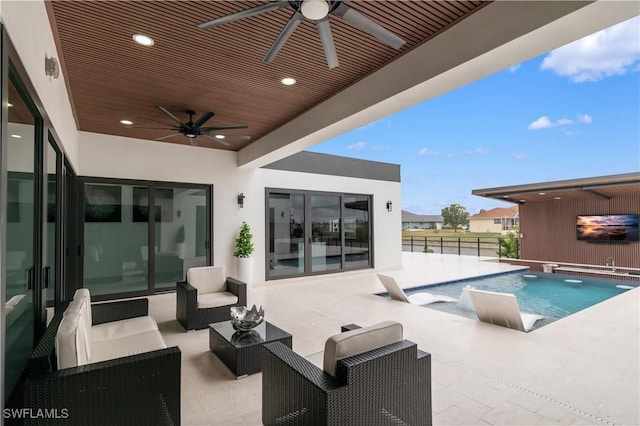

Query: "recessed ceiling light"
(554, 197), (562, 200)
(132, 34), (154, 46)
(520, 200), (526, 203)
(538, 192), (546, 196)
(11, 134), (21, 138)
(7, 103), (13, 107)
(281, 77), (296, 86)
(214, 135), (225, 139)
(120, 119), (133, 125)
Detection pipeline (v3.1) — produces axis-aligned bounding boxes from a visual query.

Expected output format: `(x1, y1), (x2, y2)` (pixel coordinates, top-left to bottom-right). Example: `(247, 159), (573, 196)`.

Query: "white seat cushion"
(196, 291), (238, 309)
(91, 316), (159, 342)
(56, 312), (90, 369)
(89, 331), (167, 364)
(188, 266), (226, 294)
(63, 298), (93, 359)
(73, 288), (93, 329)
(323, 321), (403, 376)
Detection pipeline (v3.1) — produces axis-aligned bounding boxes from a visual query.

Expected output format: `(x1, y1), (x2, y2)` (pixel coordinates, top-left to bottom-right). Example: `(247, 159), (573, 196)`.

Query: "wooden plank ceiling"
(47, 0), (486, 150)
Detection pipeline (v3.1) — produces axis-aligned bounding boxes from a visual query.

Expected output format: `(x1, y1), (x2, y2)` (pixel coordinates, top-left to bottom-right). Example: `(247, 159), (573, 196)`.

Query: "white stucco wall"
(0, 0), (79, 168)
(77, 131), (402, 283)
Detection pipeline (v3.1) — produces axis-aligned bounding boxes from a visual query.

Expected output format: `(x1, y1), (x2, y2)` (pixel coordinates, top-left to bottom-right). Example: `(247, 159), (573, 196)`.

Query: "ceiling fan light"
(186, 133), (197, 138)
(300, 0), (329, 20)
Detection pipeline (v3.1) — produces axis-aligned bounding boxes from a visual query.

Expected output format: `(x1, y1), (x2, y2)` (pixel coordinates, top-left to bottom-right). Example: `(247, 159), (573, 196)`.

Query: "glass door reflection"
(310, 195), (342, 272)
(268, 193), (305, 277)
(4, 77), (37, 401)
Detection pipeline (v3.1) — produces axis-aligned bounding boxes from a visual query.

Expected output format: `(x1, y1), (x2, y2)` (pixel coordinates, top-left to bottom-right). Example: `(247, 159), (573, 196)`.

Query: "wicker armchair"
(176, 266), (246, 331)
(23, 298), (181, 426)
(261, 322), (432, 426)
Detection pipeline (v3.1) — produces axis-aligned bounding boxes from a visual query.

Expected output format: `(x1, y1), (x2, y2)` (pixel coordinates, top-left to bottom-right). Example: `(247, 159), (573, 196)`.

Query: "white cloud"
(577, 114), (593, 124)
(347, 141), (367, 150)
(418, 147), (454, 157)
(529, 116), (552, 130)
(475, 148), (488, 156)
(513, 153), (526, 160)
(541, 16), (640, 82)
(528, 115), (574, 130)
(509, 64), (521, 73)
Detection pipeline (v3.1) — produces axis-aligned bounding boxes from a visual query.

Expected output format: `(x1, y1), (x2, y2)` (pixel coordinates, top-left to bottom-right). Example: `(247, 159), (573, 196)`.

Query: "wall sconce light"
(237, 193), (245, 208)
(386, 201), (393, 212)
(45, 56), (59, 79)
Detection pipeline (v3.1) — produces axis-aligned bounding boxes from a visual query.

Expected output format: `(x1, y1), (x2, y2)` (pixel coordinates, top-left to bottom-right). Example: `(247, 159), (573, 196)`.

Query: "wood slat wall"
(520, 195), (640, 268)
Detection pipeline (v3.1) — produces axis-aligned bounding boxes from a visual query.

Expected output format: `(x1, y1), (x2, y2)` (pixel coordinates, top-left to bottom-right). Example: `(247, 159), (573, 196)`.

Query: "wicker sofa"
(23, 292), (181, 426)
(176, 266), (246, 331)
(261, 321), (432, 426)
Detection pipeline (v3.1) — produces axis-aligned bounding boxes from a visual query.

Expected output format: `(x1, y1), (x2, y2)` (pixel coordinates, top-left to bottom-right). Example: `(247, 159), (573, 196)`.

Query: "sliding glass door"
(267, 190), (372, 280)
(311, 195), (342, 272)
(81, 180), (210, 298)
(4, 73), (38, 402)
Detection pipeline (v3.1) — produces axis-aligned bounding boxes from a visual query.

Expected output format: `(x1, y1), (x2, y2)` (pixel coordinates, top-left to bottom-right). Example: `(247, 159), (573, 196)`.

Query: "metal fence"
(401, 236), (519, 258)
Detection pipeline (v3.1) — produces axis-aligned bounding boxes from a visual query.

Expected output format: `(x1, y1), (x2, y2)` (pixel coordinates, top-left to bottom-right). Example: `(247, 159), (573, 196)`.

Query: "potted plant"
(234, 221), (254, 284)
(176, 225), (186, 259)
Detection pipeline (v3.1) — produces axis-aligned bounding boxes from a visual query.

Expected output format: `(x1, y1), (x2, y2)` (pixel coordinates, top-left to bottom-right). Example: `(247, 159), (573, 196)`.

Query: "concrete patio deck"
(149, 252), (639, 425)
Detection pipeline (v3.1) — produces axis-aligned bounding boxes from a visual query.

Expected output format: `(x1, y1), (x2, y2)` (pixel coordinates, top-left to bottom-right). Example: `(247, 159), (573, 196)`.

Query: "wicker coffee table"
(209, 320), (292, 378)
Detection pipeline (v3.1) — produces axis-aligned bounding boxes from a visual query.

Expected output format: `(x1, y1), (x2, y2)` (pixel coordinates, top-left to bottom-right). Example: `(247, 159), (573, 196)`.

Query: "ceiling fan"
(198, 0), (406, 69)
(134, 106), (250, 146)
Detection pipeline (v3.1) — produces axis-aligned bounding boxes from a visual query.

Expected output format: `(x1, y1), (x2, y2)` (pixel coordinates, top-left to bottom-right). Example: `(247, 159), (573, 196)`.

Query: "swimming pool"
(403, 272), (638, 330)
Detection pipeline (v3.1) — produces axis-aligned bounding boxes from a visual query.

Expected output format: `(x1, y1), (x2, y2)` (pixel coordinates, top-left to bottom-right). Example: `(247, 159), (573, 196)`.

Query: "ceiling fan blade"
(194, 111), (215, 128)
(129, 126), (176, 130)
(333, 3), (406, 50)
(198, 1), (290, 30)
(207, 133), (251, 140)
(200, 124), (248, 131)
(263, 12), (304, 63)
(202, 134), (231, 147)
(156, 133), (181, 141)
(316, 18), (339, 69)
(127, 114), (175, 127)
(156, 106), (184, 125)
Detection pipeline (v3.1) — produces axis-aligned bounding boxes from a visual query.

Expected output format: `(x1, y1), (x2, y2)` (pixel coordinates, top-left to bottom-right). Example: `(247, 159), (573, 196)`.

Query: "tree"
(441, 203), (469, 232)
(499, 226), (520, 259)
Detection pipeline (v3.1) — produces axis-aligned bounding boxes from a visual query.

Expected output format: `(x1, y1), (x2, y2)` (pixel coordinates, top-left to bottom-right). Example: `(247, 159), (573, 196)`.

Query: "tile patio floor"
(148, 253), (639, 425)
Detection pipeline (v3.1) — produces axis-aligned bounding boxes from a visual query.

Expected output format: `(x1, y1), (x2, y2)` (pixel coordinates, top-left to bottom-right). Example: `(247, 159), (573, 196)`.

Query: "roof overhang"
(239, 1), (639, 167)
(472, 173), (640, 204)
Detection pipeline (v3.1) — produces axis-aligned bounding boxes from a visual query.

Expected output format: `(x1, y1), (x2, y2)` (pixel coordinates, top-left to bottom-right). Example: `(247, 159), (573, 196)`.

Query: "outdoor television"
(576, 214), (640, 242)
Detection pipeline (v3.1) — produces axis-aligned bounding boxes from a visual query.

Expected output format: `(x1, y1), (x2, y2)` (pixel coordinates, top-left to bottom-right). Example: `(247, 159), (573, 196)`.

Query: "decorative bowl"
(230, 305), (264, 332)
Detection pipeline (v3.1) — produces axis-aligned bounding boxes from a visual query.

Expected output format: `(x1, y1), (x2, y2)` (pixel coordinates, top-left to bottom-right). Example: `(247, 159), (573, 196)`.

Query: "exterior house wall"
(403, 221), (441, 230)
(520, 195), (640, 268)
(78, 132), (402, 282)
(469, 218), (503, 234)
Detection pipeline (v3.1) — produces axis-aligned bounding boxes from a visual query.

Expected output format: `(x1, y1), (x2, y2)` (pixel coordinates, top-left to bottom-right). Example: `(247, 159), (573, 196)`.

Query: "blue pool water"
(404, 272), (638, 329)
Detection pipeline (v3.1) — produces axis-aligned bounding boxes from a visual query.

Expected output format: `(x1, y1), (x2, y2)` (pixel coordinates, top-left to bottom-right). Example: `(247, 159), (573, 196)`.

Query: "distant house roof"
(470, 206), (519, 219)
(402, 210), (443, 222)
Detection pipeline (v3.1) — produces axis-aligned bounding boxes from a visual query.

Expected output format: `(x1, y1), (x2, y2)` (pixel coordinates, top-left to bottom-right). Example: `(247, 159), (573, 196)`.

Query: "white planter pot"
(236, 256), (254, 286)
(176, 242), (186, 259)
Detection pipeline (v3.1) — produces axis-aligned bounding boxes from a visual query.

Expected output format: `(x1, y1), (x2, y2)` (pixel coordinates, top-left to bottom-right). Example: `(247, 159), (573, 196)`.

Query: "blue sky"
(309, 16), (640, 215)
